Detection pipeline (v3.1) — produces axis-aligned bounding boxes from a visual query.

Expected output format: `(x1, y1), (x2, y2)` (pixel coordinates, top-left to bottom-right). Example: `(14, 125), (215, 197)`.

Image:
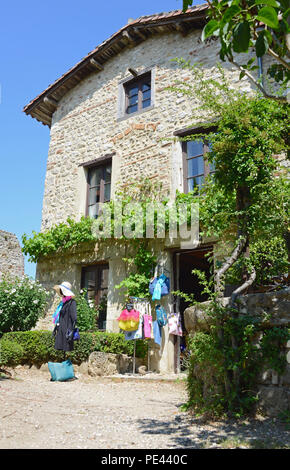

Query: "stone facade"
(0, 230), (24, 280)
(41, 30), (255, 230)
(33, 22), (266, 373)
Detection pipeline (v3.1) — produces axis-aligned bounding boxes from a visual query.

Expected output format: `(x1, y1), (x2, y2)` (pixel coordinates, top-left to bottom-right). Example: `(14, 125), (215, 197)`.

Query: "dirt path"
(0, 367), (289, 449)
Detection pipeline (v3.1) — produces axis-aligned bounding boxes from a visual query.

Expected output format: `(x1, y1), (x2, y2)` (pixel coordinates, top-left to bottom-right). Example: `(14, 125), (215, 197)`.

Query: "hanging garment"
(149, 274), (170, 301)
(153, 320), (162, 347)
(143, 313), (153, 339)
(124, 315), (143, 340)
(117, 309), (140, 331)
(155, 304), (168, 327)
(168, 312), (183, 337)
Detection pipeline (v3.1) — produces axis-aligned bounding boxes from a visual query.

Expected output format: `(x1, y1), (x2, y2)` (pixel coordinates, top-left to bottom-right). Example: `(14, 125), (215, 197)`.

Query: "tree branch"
(267, 47), (290, 70)
(215, 236), (247, 298)
(230, 267), (256, 308)
(230, 59), (288, 103)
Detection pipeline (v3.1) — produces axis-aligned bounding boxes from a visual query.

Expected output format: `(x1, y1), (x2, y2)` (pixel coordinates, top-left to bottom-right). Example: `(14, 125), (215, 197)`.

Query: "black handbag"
(66, 327), (80, 341)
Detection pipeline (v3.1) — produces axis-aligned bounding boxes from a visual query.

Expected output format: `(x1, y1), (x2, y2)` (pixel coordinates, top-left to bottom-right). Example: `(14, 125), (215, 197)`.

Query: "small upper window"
(124, 72), (151, 115)
(87, 162), (111, 218)
(182, 139), (215, 193)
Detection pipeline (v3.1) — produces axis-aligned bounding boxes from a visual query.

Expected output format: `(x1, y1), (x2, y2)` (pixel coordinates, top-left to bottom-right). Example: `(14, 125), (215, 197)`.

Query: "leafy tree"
(183, 0), (290, 101)
(172, 60), (289, 299)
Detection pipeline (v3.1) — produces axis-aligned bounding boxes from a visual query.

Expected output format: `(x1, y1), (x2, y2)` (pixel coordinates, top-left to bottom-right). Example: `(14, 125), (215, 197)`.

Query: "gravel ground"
(0, 367), (289, 449)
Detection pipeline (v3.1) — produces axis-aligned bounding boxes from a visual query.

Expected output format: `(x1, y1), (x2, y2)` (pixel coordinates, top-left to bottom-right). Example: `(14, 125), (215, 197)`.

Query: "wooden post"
(133, 340), (136, 374)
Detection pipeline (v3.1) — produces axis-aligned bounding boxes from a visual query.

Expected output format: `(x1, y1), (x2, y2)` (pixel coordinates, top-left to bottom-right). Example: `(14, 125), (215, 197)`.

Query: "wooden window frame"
(124, 72), (151, 115)
(85, 158), (112, 218)
(182, 140), (212, 193)
(175, 124), (217, 194)
(81, 263), (109, 330)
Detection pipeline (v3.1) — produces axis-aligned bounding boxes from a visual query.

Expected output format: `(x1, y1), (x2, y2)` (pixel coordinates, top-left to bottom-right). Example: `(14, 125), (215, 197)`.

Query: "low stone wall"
(0, 230), (24, 280)
(184, 288), (290, 417)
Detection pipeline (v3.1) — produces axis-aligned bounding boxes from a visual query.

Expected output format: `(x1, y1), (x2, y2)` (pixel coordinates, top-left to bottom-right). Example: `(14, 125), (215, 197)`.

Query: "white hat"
(53, 281), (75, 298)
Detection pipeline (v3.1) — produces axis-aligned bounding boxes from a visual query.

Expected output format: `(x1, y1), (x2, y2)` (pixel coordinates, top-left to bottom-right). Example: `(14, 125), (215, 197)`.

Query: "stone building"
(0, 230), (24, 280)
(23, 6), (263, 373)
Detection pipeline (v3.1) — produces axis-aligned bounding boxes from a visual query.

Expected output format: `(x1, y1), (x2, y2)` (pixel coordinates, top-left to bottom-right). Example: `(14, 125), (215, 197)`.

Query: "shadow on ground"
(137, 405), (290, 449)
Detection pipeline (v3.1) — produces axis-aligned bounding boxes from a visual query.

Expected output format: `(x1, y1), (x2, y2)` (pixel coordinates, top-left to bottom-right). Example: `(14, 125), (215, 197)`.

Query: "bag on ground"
(48, 359), (75, 382)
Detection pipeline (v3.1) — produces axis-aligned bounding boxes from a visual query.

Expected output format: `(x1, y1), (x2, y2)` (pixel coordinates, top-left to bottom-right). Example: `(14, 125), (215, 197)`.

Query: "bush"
(74, 289), (98, 331)
(0, 275), (49, 336)
(0, 330), (148, 366)
(0, 338), (24, 367)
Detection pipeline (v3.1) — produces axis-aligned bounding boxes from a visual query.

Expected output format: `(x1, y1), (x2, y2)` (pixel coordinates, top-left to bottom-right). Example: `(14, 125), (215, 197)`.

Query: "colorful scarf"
(52, 301), (63, 324)
(52, 296), (72, 324)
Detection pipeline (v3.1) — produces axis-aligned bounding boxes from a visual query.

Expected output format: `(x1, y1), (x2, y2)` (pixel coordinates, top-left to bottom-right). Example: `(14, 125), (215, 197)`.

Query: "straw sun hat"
(53, 281), (75, 298)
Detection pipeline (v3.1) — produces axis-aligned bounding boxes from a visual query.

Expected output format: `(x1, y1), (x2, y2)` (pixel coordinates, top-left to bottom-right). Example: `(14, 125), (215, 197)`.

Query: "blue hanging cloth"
(52, 301), (63, 324)
(152, 274), (168, 301)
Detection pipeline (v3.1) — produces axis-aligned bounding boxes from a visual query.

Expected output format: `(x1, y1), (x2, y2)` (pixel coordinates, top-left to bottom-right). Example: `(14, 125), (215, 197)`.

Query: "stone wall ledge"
(184, 288), (290, 334)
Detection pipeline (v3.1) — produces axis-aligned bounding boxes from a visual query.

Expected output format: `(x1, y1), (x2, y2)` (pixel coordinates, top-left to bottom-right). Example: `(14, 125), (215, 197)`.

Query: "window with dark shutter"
(87, 162), (112, 218)
(125, 72), (151, 115)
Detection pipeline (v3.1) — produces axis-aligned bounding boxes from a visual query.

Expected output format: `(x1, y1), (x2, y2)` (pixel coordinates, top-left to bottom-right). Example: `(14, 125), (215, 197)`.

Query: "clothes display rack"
(128, 296), (151, 374)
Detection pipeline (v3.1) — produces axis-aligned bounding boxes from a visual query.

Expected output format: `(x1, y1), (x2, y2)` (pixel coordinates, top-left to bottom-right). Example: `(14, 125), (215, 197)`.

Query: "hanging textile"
(149, 274), (170, 300)
(155, 304), (167, 327)
(143, 313), (153, 339)
(117, 308), (140, 331)
(168, 312), (183, 337)
(124, 316), (143, 340)
(153, 320), (162, 346)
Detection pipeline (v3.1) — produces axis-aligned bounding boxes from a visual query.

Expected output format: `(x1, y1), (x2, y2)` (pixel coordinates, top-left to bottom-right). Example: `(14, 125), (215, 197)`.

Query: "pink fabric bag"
(168, 312), (183, 337)
(143, 314), (153, 339)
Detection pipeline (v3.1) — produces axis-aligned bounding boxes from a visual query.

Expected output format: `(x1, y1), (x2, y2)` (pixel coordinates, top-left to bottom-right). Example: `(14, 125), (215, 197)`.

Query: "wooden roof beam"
(90, 58), (104, 71)
(175, 21), (189, 36)
(132, 27), (147, 41)
(122, 30), (136, 46)
(44, 96), (58, 108)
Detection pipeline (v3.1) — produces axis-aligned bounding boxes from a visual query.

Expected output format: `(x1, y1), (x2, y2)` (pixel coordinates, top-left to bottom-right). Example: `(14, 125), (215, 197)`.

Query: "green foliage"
(22, 216), (96, 263)
(0, 330), (148, 367)
(226, 236), (289, 286)
(0, 338), (24, 366)
(115, 241), (157, 299)
(0, 275), (49, 336)
(260, 327), (290, 374)
(185, 300), (290, 417)
(74, 289), (98, 331)
(183, 0), (290, 90)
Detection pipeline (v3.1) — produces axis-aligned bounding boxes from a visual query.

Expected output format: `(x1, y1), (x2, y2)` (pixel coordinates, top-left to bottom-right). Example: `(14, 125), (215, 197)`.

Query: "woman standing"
(53, 281), (77, 353)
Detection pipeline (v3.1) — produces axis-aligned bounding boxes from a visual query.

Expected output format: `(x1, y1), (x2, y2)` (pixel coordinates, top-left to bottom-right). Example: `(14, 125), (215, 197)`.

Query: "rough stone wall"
(40, 30), (256, 231)
(184, 288), (290, 417)
(0, 230), (24, 280)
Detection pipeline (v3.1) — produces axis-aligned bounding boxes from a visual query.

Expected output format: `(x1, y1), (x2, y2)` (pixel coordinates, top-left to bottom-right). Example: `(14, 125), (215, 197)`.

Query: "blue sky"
(0, 0), (200, 278)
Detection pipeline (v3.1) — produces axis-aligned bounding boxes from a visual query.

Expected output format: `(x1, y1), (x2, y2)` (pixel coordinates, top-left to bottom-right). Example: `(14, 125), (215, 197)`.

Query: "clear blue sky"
(0, 0), (200, 278)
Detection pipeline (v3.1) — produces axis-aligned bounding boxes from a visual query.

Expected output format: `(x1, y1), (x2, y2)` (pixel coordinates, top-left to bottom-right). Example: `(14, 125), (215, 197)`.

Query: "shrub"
(0, 338), (24, 367)
(0, 330), (148, 366)
(0, 276), (50, 336)
(74, 289), (98, 331)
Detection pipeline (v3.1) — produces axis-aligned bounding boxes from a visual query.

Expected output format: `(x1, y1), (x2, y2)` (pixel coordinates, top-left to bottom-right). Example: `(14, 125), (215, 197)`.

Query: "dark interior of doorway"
(81, 263), (109, 330)
(174, 246), (213, 372)
(177, 246), (213, 321)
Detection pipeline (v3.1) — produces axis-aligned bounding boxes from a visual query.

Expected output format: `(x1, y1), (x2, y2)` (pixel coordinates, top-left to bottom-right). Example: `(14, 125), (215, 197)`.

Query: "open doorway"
(173, 246), (213, 372)
(81, 263), (109, 330)
(175, 246), (213, 318)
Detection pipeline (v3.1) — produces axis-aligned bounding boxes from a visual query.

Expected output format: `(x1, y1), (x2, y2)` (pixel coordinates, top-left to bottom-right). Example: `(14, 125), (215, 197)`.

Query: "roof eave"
(23, 6), (208, 127)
